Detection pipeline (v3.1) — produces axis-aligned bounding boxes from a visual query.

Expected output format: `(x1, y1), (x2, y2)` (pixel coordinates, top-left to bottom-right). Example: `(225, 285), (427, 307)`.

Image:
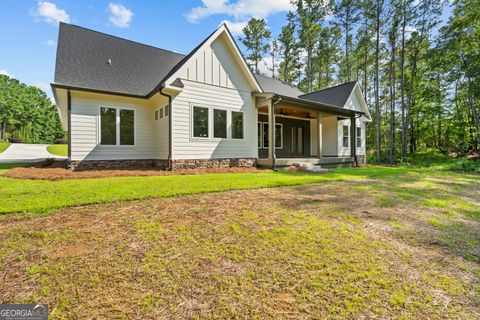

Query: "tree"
(278, 14), (302, 84)
(291, 0), (328, 92)
(334, 0), (360, 82)
(239, 18), (271, 74)
(267, 39), (279, 78)
(0, 74), (64, 144)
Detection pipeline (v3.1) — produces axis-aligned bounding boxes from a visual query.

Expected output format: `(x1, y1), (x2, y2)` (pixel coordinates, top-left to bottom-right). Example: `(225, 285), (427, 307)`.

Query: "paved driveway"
(0, 143), (67, 163)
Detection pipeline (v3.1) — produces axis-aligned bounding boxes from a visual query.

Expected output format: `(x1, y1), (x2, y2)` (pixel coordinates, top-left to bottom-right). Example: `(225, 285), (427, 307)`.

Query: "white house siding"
(171, 80), (257, 159)
(337, 90), (367, 157)
(70, 91), (168, 161)
(169, 33), (258, 160)
(322, 115), (339, 156)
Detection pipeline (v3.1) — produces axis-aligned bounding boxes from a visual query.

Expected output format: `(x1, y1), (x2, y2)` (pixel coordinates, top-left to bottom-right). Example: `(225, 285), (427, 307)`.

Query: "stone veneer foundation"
(356, 155), (366, 166)
(68, 158), (256, 170)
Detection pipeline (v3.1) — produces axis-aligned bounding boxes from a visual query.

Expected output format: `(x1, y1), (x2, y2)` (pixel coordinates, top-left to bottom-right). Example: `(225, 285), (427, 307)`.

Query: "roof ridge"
(300, 80), (357, 96)
(60, 22), (186, 57)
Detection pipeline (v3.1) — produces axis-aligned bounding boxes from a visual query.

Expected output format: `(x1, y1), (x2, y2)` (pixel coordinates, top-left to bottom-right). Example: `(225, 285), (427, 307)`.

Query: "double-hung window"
(231, 111), (244, 139)
(100, 107), (134, 145)
(260, 122), (282, 149)
(342, 125), (349, 148)
(193, 106), (209, 138)
(214, 109), (227, 138)
(356, 127), (362, 147)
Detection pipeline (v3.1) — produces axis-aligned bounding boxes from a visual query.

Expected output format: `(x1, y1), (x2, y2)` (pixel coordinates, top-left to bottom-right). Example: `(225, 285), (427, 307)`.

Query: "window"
(101, 107), (135, 146)
(258, 122), (262, 148)
(356, 127), (362, 147)
(260, 122), (282, 149)
(155, 110), (158, 121)
(231, 111), (244, 139)
(101, 107), (117, 145)
(164, 105), (169, 117)
(275, 124), (283, 149)
(343, 125), (349, 148)
(120, 109), (134, 145)
(159, 107), (164, 119)
(193, 106), (209, 138)
(214, 109), (227, 138)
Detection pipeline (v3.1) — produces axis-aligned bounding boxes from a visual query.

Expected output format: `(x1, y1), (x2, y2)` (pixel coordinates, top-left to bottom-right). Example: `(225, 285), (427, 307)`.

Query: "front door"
(291, 126), (305, 157)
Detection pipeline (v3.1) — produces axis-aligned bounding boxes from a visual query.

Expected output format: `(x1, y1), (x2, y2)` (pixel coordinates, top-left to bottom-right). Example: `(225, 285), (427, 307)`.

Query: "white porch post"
(317, 112), (323, 159)
(267, 100), (273, 162)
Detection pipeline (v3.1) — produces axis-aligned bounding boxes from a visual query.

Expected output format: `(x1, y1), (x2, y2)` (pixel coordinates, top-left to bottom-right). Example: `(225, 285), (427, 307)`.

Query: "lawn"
(47, 144), (68, 157)
(0, 141), (11, 153)
(0, 165), (479, 318)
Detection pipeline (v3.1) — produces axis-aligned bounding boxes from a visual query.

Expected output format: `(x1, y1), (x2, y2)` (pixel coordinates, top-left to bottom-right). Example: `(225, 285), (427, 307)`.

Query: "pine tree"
(239, 18), (271, 74)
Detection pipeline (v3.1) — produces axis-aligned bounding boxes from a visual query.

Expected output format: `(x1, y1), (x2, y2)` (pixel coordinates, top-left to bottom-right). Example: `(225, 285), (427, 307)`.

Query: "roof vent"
(106, 59), (112, 66)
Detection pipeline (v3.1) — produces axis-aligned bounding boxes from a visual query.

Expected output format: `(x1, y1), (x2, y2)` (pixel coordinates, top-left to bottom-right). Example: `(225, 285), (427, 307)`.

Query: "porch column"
(317, 112), (323, 159)
(350, 116), (357, 166)
(269, 100), (277, 169)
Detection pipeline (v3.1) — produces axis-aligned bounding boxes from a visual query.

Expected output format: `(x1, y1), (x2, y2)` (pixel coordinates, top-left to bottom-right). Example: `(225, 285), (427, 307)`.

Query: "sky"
(0, 1), (454, 102)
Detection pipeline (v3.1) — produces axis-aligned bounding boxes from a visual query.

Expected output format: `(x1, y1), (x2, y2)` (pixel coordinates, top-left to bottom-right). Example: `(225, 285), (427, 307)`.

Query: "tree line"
(0, 74), (64, 144)
(239, 0), (480, 163)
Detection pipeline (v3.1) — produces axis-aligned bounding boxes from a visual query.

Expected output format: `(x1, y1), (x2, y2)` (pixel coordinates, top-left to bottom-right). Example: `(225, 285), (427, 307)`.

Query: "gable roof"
(299, 81), (358, 107)
(254, 74), (304, 99)
(54, 23), (186, 97)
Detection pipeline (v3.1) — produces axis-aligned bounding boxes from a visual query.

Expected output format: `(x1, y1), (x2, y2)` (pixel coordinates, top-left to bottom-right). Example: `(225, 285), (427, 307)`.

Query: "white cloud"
(32, 1), (70, 25)
(46, 39), (56, 46)
(108, 3), (133, 28)
(0, 69), (13, 77)
(186, 0), (292, 23)
(221, 20), (247, 36)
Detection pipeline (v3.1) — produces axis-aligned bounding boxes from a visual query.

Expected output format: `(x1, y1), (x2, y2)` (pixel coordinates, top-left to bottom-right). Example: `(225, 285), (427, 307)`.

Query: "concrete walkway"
(0, 143), (67, 163)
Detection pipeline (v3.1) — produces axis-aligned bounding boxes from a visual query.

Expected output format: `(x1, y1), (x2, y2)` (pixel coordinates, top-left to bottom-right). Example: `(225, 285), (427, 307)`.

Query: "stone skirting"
(68, 158), (256, 170)
(171, 158), (256, 170)
(356, 155), (366, 166)
(68, 159), (169, 170)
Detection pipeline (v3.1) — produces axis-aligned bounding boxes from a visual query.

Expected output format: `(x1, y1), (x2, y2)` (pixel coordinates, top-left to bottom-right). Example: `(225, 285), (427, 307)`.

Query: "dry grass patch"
(1, 172), (479, 319)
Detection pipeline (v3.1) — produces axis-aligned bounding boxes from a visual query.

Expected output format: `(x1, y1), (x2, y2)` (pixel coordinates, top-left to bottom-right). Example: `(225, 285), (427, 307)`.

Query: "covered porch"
(255, 94), (363, 169)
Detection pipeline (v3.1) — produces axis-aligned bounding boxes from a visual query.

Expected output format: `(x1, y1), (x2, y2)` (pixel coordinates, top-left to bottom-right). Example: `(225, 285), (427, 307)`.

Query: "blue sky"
(0, 1), (453, 101)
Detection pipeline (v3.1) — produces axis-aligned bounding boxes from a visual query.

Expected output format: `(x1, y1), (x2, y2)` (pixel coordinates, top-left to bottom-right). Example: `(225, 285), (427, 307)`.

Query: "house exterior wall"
(337, 90), (367, 157)
(169, 34), (258, 161)
(69, 91), (169, 161)
(322, 115), (339, 156)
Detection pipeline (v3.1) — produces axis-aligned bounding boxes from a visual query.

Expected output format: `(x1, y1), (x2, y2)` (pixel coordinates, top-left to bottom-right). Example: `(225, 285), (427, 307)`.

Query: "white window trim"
(259, 122), (282, 149)
(212, 107), (229, 140)
(356, 126), (362, 148)
(98, 106), (136, 147)
(258, 121), (263, 149)
(231, 110), (245, 140)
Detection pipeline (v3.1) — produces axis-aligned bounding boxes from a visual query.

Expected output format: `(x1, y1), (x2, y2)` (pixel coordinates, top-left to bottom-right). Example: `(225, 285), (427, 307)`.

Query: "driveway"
(0, 143), (66, 163)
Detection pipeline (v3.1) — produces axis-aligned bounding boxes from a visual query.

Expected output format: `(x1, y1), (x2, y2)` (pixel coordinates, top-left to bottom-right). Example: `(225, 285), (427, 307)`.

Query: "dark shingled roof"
(54, 23), (185, 96)
(299, 81), (357, 107)
(254, 74), (304, 98)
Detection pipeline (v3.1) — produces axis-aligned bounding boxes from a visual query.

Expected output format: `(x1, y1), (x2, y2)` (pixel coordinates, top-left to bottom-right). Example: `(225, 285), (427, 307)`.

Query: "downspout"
(271, 97), (282, 171)
(159, 86), (173, 170)
(67, 90), (72, 164)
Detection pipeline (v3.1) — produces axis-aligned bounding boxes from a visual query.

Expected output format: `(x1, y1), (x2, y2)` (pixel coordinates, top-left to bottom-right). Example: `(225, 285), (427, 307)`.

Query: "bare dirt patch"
(3, 161), (264, 180)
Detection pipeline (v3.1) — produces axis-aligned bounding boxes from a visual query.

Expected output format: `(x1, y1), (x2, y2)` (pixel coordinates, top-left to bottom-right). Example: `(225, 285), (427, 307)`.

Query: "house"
(51, 23), (371, 170)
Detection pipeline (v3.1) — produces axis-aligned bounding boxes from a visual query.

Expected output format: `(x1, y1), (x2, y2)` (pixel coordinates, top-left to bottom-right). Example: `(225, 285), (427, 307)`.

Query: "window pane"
(297, 127), (303, 153)
(159, 107), (163, 119)
(275, 124), (282, 148)
(214, 109), (227, 138)
(258, 122), (262, 148)
(100, 107), (116, 145)
(120, 109), (134, 145)
(263, 123), (269, 148)
(343, 137), (349, 148)
(193, 106), (209, 138)
(155, 110), (158, 121)
(343, 125), (349, 137)
(356, 127), (361, 147)
(164, 105), (169, 117)
(232, 111), (244, 139)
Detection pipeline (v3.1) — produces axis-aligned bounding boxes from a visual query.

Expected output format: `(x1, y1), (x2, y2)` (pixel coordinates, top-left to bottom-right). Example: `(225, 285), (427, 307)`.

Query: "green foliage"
(405, 150), (480, 173)
(239, 18), (271, 74)
(0, 74), (64, 144)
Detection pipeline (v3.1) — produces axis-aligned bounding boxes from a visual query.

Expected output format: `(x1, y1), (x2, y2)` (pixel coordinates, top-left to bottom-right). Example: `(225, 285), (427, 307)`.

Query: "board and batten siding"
(337, 90), (367, 157)
(70, 91), (169, 161)
(171, 80), (257, 159)
(169, 33), (258, 160)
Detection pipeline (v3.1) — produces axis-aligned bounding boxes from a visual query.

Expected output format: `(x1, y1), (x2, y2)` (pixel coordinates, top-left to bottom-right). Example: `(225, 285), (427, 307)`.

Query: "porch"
(255, 93), (363, 169)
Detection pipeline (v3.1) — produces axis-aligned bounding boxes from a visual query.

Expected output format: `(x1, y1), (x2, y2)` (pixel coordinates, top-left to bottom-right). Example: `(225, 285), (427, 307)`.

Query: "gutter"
(159, 85), (173, 170)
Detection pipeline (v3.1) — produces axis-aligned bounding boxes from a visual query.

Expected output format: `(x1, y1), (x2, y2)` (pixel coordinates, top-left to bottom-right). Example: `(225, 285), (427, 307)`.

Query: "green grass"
(47, 144), (68, 157)
(0, 141), (11, 153)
